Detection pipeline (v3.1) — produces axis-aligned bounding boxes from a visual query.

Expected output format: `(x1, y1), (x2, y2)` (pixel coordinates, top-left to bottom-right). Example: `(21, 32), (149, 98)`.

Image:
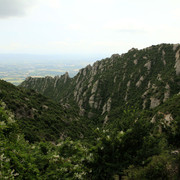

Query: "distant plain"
(0, 54), (105, 85)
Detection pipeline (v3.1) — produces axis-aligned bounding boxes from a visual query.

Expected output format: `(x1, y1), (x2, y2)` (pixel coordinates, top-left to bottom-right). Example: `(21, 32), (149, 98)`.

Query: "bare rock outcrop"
(102, 98), (112, 115)
(173, 44), (180, 51)
(91, 80), (99, 94)
(174, 49), (180, 75)
(136, 76), (144, 87)
(144, 61), (151, 71)
(150, 97), (160, 109)
(133, 59), (138, 65)
(163, 83), (170, 102)
(64, 72), (69, 83)
(89, 94), (95, 108)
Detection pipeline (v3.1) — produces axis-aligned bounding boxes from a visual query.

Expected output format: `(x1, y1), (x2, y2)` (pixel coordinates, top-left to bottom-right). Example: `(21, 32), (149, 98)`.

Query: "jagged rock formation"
(21, 72), (71, 102)
(175, 48), (180, 75)
(20, 44), (180, 123)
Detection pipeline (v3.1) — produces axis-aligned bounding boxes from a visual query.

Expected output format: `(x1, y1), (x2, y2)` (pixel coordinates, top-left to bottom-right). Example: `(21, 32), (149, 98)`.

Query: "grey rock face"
(174, 49), (180, 75)
(150, 97), (160, 109)
(136, 76), (144, 87)
(133, 59), (138, 65)
(91, 80), (99, 94)
(144, 61), (151, 71)
(102, 98), (112, 115)
(163, 83), (170, 102)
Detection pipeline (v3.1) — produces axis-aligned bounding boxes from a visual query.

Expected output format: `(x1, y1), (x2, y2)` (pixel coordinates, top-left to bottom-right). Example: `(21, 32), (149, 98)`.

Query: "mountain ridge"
(1, 43), (180, 179)
(20, 43), (180, 124)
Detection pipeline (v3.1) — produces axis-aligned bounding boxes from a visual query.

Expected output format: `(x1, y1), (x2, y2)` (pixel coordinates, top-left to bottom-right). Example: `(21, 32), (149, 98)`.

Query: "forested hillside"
(0, 80), (91, 142)
(1, 43), (180, 179)
(1, 94), (180, 179)
(21, 44), (180, 125)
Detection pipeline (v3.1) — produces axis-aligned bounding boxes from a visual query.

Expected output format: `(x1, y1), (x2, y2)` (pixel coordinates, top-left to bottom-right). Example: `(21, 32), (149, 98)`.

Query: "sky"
(0, 0), (180, 58)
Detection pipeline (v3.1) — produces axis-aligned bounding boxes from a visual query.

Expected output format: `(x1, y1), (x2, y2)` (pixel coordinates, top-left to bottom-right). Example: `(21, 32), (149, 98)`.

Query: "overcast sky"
(0, 0), (179, 57)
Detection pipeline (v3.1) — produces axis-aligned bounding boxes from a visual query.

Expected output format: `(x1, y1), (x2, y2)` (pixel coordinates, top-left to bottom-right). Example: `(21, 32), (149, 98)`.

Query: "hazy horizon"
(0, 0), (179, 85)
(0, 53), (108, 64)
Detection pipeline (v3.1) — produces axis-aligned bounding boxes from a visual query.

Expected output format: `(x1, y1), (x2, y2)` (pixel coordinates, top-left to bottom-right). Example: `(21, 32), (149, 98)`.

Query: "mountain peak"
(20, 43), (180, 122)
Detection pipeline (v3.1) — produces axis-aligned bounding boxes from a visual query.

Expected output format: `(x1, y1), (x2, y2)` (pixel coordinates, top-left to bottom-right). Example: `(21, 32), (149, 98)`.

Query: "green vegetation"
(20, 44), (180, 124)
(1, 44), (180, 179)
(1, 94), (180, 179)
(0, 80), (92, 143)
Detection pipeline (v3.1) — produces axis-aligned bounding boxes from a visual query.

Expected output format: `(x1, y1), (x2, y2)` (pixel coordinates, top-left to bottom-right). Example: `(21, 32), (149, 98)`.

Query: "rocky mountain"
(20, 43), (180, 125)
(1, 43), (180, 179)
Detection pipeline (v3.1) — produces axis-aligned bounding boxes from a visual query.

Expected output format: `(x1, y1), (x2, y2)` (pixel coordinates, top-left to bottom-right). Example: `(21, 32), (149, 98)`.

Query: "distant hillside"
(20, 43), (180, 125)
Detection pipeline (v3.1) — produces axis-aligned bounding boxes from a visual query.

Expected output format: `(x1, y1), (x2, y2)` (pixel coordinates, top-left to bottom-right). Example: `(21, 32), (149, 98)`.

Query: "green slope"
(1, 91), (180, 179)
(0, 80), (90, 142)
(1, 42), (180, 179)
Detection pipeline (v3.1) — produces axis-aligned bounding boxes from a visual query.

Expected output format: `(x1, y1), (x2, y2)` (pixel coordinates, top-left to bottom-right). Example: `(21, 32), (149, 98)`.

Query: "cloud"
(0, 0), (36, 18)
